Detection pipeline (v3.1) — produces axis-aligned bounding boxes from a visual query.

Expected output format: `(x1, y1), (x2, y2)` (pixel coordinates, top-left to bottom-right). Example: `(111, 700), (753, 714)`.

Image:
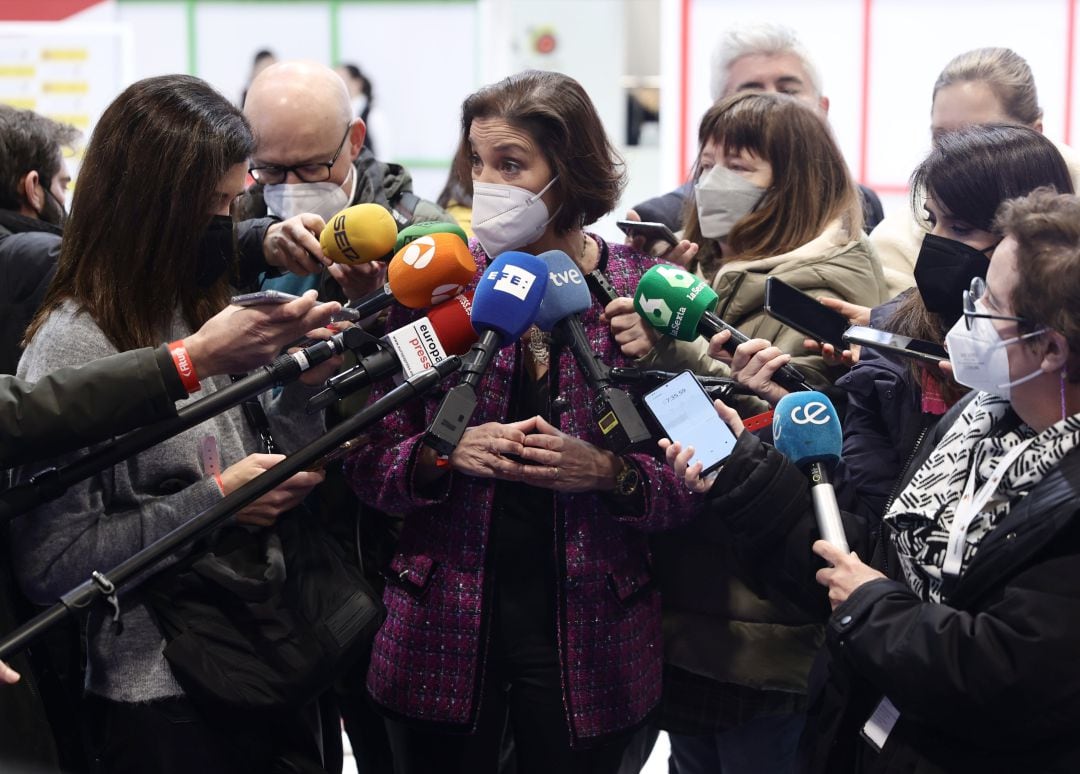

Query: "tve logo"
(488, 265), (537, 300)
(549, 267), (584, 287)
(401, 236), (436, 269)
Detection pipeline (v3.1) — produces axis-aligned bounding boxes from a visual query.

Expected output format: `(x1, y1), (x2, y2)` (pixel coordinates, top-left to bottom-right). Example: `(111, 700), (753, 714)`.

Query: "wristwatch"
(613, 456), (640, 496)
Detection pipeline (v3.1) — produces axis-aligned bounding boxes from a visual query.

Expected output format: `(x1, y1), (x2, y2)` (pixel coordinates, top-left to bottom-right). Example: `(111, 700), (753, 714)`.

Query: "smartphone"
(230, 290), (300, 306)
(842, 325), (949, 364)
(764, 277), (849, 349)
(615, 220), (679, 248)
(643, 370), (737, 475)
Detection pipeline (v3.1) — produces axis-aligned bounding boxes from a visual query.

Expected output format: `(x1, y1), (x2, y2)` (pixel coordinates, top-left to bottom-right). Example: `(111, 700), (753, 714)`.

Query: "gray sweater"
(12, 301), (325, 703)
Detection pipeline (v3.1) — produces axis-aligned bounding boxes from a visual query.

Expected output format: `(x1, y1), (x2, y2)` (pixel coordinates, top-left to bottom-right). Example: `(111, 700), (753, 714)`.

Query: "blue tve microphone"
(537, 250), (650, 452)
(773, 391), (849, 553)
(424, 251), (547, 455)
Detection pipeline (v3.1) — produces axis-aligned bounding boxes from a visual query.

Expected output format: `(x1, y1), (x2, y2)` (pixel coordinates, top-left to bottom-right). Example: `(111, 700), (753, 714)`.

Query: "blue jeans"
(669, 712), (804, 774)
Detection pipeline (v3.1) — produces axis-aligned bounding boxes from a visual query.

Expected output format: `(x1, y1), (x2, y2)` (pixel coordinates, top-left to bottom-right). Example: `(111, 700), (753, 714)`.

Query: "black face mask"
(195, 214), (237, 288)
(913, 233), (994, 326)
(37, 184), (66, 230)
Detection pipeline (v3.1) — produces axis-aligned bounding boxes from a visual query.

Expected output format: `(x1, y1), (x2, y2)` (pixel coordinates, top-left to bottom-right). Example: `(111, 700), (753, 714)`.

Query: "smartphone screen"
(615, 220), (679, 248)
(230, 290), (301, 306)
(643, 370), (737, 475)
(764, 277), (849, 349)
(842, 325), (949, 363)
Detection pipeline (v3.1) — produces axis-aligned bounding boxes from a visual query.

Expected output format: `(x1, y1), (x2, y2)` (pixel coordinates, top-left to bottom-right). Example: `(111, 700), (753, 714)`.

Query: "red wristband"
(743, 410), (774, 433)
(167, 340), (201, 394)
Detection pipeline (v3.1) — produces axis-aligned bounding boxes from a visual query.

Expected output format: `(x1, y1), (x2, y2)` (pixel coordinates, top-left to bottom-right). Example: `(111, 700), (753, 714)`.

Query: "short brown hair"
(682, 92), (861, 275)
(26, 75), (254, 352)
(995, 188), (1080, 372)
(458, 70), (625, 234)
(0, 106), (80, 210)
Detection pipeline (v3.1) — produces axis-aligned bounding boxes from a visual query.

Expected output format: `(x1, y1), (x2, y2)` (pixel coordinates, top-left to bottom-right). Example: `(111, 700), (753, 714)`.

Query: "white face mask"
(471, 176), (559, 257)
(694, 164), (766, 239)
(945, 299), (1047, 400)
(263, 164), (356, 222)
(352, 95), (369, 117)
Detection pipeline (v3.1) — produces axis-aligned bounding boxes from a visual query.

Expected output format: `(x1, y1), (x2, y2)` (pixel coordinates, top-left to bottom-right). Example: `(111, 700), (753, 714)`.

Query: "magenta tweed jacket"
(344, 236), (700, 745)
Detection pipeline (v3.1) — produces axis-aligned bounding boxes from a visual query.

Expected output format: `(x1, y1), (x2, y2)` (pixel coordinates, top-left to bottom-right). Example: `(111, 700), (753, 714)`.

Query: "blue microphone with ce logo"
(772, 391), (849, 553)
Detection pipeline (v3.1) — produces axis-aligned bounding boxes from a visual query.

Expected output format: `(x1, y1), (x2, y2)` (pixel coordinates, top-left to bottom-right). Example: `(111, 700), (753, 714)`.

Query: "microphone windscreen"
(386, 233), (477, 308)
(534, 250), (592, 331)
(471, 251), (547, 345)
(426, 291), (478, 355)
(633, 264), (719, 341)
(320, 203), (398, 264)
(772, 391), (842, 468)
(394, 220), (469, 253)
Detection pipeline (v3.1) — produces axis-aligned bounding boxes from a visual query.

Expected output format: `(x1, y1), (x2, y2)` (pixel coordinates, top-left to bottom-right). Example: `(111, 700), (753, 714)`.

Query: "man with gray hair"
(631, 22), (882, 237)
(0, 106), (79, 374)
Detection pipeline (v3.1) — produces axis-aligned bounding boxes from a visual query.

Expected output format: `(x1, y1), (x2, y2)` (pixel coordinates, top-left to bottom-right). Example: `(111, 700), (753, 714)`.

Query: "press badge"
(861, 696), (900, 752)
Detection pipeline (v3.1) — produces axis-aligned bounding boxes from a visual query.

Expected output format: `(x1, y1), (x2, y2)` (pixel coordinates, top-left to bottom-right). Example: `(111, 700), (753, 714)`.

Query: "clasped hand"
(449, 415), (616, 493)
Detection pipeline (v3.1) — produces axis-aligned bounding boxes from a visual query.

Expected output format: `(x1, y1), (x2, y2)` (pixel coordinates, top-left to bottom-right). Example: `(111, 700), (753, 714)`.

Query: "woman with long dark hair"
(13, 74), (332, 773)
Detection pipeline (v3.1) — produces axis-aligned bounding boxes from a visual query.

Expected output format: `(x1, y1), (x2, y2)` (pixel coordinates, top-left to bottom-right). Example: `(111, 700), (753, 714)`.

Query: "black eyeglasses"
(962, 275), (1028, 330)
(248, 124), (351, 185)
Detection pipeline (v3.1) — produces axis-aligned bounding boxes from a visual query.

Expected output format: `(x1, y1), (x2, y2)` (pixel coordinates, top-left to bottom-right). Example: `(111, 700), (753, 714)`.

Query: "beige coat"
(643, 221), (889, 404)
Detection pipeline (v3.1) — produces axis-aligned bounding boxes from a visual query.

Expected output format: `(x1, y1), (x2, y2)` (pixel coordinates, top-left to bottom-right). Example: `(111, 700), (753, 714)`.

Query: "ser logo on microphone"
(487, 265), (537, 301)
(331, 214), (361, 263)
(790, 402), (831, 425)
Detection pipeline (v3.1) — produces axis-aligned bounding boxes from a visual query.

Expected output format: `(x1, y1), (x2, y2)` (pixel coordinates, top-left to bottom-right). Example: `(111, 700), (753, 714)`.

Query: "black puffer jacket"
(831, 292), (957, 521)
(705, 395), (1080, 773)
(0, 211), (61, 375)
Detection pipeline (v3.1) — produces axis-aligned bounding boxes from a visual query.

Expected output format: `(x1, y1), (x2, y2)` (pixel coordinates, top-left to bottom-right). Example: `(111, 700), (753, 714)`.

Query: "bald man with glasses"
(236, 60), (452, 304)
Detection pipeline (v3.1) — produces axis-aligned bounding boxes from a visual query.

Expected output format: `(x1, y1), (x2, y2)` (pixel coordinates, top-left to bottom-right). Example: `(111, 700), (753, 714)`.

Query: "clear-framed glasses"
(248, 124), (351, 185)
(962, 275), (1028, 331)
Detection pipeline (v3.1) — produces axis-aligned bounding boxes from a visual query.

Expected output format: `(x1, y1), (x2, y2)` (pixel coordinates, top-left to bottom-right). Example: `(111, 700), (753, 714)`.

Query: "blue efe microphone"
(536, 250), (650, 452)
(423, 251), (547, 455)
(773, 391), (849, 553)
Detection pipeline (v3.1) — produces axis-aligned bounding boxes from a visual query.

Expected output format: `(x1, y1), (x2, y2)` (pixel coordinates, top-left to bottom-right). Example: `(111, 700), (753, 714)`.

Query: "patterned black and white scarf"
(884, 392), (1080, 603)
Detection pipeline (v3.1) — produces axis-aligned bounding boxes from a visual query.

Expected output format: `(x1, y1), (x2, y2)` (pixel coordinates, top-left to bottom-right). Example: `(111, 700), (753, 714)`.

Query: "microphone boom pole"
(0, 357), (462, 661)
(0, 335), (358, 524)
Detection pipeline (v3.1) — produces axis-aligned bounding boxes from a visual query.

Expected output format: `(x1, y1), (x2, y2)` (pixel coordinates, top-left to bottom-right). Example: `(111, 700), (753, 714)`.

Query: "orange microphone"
(344, 232), (476, 318)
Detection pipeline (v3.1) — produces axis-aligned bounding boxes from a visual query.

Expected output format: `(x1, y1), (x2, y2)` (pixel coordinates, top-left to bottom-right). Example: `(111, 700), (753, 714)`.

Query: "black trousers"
(384, 513), (630, 774)
(384, 641), (630, 774)
(85, 694), (326, 774)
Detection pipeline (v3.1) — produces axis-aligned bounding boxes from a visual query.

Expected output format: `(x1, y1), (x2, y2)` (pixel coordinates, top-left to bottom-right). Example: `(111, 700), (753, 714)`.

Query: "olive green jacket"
(648, 223), (888, 701)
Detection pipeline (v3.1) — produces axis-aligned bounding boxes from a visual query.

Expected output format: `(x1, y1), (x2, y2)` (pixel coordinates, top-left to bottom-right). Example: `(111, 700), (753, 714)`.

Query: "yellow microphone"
(319, 203), (398, 264)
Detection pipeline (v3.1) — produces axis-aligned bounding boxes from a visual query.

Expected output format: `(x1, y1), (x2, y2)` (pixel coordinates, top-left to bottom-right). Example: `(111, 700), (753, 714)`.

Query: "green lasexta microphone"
(632, 264), (809, 391)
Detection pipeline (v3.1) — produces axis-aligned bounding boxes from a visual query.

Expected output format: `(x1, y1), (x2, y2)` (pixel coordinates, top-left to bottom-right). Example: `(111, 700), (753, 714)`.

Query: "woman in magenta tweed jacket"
(344, 71), (700, 773)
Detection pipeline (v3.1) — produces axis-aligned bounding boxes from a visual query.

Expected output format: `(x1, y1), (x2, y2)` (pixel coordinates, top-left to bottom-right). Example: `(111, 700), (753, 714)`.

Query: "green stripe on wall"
(185, 0), (197, 74)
